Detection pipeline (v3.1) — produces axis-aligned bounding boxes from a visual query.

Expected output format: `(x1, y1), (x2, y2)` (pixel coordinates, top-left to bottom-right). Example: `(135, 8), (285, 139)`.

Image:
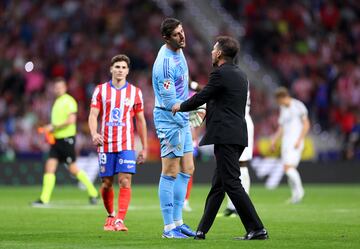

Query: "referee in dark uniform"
(172, 36), (268, 240)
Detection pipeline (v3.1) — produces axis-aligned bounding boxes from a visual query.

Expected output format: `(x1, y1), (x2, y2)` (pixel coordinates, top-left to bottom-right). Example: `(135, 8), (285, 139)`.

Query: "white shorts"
(240, 115), (254, 162)
(281, 145), (303, 167)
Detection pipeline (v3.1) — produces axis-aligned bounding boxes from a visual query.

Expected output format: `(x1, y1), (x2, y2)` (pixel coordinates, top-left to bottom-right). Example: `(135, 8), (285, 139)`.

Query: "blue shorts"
(156, 125), (193, 158)
(98, 150), (136, 177)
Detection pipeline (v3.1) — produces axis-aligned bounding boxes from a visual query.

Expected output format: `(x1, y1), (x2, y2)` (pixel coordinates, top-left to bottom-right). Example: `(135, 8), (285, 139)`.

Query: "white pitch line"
(331, 208), (356, 213)
(26, 203), (160, 210)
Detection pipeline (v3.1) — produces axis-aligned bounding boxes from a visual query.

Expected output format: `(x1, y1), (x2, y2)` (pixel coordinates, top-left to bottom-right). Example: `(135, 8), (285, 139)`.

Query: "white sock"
(164, 223), (176, 232)
(240, 167), (250, 194)
(226, 196), (235, 210)
(174, 219), (183, 227)
(286, 168), (304, 199)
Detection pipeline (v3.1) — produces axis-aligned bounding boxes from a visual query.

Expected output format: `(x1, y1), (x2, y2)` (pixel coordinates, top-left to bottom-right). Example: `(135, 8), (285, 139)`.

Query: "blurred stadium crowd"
(0, 0), (359, 161)
(221, 0), (360, 159)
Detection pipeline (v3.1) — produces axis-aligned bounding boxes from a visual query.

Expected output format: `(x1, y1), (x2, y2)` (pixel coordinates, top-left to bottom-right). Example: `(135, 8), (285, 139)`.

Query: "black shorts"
(49, 136), (76, 165)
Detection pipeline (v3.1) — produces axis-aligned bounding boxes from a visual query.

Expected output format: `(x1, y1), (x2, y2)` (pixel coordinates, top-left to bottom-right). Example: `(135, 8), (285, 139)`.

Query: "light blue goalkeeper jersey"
(152, 45), (189, 129)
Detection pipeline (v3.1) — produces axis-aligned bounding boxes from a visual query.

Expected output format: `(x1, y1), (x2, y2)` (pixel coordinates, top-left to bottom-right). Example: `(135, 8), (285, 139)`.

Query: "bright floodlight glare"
(25, 61), (34, 72)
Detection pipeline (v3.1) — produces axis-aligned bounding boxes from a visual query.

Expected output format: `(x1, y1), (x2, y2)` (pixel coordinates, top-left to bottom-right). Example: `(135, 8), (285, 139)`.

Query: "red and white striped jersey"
(90, 81), (144, 153)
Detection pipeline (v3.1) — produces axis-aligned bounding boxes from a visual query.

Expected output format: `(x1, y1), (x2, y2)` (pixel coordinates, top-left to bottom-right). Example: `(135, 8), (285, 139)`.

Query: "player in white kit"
(221, 87), (253, 217)
(271, 87), (310, 204)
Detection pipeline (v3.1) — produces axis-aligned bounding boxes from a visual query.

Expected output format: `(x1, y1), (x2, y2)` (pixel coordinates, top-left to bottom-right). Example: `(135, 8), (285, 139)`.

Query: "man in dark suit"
(172, 36), (268, 240)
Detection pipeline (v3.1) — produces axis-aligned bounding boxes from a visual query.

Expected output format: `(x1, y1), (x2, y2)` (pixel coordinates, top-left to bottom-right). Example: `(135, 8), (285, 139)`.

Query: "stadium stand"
(0, 0), (359, 160)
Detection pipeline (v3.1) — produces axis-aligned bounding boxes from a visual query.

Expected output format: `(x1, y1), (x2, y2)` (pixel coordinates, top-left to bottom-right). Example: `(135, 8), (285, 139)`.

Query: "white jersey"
(278, 98), (308, 146)
(245, 88), (250, 117)
(278, 98), (308, 166)
(240, 89), (254, 161)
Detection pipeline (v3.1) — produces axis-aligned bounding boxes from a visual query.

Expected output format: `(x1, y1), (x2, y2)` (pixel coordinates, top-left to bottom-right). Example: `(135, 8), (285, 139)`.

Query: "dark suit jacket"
(180, 62), (248, 146)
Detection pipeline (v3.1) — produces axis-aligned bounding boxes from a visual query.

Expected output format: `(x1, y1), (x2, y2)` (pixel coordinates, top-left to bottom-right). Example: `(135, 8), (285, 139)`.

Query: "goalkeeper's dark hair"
(161, 18), (182, 38)
(215, 36), (240, 61)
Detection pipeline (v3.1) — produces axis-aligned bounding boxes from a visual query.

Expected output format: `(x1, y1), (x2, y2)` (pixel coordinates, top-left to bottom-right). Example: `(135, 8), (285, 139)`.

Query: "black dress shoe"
(235, 228), (268, 240)
(194, 231), (206, 240)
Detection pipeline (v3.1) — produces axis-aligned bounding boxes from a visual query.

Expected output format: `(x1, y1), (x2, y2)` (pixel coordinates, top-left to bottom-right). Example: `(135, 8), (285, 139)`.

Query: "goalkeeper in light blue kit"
(152, 18), (203, 239)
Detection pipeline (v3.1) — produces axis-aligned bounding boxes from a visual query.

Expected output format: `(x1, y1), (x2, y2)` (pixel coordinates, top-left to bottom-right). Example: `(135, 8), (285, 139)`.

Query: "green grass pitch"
(0, 184), (359, 249)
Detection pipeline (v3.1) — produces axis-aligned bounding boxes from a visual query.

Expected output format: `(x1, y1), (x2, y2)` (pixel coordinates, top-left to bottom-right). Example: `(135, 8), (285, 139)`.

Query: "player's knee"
(162, 171), (178, 179)
(119, 180), (131, 188)
(44, 166), (56, 174)
(284, 165), (292, 172)
(102, 177), (113, 188)
(44, 159), (57, 173)
(102, 182), (113, 189)
(161, 161), (180, 177)
(68, 164), (79, 175)
(119, 174), (132, 188)
(181, 164), (194, 175)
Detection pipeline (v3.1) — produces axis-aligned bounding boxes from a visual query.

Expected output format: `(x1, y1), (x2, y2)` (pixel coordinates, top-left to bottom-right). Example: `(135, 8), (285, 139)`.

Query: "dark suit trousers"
(197, 144), (264, 234)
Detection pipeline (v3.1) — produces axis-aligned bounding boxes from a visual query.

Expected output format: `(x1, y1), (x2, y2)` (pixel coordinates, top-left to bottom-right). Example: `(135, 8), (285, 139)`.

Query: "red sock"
(101, 187), (114, 215)
(185, 176), (193, 200)
(117, 187), (131, 221)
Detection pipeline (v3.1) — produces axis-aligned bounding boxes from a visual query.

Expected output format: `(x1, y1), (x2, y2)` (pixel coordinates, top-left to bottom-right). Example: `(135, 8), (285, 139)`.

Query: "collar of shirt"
(109, 80), (128, 90)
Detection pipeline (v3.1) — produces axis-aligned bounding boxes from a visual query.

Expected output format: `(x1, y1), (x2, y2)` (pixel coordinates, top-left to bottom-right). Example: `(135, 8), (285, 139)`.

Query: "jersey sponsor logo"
(105, 121), (125, 127)
(119, 159), (136, 165)
(163, 80), (171, 90)
(106, 108), (125, 126)
(111, 108), (121, 121)
(127, 165), (135, 169)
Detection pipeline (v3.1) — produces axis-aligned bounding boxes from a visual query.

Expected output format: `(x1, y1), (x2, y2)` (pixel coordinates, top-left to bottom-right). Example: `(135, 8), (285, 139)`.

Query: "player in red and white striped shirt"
(88, 54), (148, 232)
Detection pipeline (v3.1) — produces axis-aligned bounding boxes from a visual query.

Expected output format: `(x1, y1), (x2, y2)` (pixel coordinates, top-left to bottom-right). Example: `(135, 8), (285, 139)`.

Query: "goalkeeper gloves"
(189, 104), (206, 128)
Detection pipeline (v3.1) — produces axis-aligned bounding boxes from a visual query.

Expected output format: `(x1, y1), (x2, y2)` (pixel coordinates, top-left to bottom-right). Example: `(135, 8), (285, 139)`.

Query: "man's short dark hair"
(53, 77), (66, 84)
(111, 54), (131, 67)
(161, 18), (181, 38)
(216, 36), (240, 61)
(275, 87), (290, 98)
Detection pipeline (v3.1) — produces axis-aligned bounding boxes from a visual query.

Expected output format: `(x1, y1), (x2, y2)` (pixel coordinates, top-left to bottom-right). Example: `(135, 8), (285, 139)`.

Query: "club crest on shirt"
(163, 80), (171, 90)
(176, 143), (182, 151)
(124, 98), (131, 107)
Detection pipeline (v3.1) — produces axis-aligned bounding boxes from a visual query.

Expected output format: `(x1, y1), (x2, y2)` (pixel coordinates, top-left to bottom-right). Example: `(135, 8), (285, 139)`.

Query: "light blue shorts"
(156, 125), (193, 158)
